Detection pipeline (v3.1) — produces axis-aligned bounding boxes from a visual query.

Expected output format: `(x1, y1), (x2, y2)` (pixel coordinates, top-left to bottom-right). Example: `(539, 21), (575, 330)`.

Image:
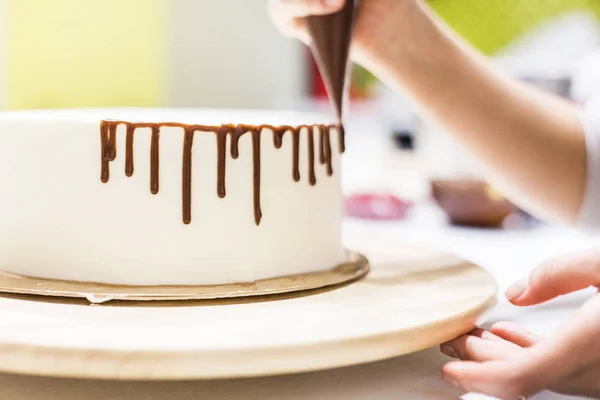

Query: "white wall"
(169, 0), (307, 110)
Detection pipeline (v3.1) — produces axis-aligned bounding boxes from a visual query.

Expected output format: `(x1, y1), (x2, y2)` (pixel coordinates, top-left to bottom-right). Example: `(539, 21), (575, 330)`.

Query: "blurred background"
(3, 0), (600, 229)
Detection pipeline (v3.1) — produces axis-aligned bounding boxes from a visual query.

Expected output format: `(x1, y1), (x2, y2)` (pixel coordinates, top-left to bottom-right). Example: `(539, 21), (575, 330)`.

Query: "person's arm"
(355, 1), (586, 224)
(269, 0), (587, 224)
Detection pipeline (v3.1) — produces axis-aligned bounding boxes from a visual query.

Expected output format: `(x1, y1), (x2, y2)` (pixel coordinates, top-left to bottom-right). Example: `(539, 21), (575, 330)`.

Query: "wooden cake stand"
(0, 244), (496, 380)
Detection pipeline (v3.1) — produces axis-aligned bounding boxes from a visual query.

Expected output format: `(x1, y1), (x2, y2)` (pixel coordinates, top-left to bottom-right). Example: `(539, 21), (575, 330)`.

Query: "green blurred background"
(354, 0), (600, 92)
(431, 0), (600, 54)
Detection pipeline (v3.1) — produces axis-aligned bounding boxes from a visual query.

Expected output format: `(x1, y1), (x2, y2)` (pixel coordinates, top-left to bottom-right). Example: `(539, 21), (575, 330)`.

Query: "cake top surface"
(0, 108), (334, 127)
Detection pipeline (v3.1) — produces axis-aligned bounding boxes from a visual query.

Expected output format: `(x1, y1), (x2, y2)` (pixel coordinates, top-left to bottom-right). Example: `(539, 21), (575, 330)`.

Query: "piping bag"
(306, 0), (358, 124)
(307, 2), (411, 221)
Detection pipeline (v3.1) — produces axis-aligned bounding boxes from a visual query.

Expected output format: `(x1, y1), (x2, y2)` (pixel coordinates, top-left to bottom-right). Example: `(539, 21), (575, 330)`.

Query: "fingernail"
(322, 0), (342, 7)
(505, 277), (528, 301)
(440, 344), (457, 358)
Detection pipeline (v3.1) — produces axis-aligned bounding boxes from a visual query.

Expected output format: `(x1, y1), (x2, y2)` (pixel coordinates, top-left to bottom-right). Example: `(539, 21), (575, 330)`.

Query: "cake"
(0, 109), (346, 286)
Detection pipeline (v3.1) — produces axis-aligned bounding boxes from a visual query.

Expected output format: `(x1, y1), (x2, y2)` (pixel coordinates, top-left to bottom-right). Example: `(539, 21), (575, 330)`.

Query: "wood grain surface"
(0, 243), (496, 380)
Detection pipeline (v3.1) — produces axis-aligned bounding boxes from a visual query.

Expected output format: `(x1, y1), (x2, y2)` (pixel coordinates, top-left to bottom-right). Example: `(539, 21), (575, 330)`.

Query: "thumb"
(506, 248), (600, 306)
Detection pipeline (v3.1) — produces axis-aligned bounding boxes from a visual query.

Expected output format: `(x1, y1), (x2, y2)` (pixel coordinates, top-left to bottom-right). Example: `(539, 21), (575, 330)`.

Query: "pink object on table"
(345, 194), (413, 220)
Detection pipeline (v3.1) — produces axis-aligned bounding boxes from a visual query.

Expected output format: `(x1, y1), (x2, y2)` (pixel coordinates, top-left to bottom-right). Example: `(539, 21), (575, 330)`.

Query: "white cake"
(0, 108), (345, 285)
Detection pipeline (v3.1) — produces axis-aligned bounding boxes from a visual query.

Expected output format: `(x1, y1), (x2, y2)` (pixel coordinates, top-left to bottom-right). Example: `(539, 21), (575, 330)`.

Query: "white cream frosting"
(0, 108), (345, 285)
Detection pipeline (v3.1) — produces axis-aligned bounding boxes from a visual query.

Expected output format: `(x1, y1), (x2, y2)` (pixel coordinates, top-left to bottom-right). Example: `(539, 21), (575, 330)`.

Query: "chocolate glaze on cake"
(306, 0), (358, 123)
(100, 121), (344, 226)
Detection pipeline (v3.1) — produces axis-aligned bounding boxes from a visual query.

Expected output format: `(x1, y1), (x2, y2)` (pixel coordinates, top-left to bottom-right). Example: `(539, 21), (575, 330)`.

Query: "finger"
(268, 0), (345, 23)
(505, 248), (600, 306)
(467, 327), (504, 342)
(443, 360), (542, 399)
(440, 329), (507, 359)
(269, 0), (342, 40)
(440, 343), (458, 358)
(490, 322), (544, 348)
(443, 334), (520, 362)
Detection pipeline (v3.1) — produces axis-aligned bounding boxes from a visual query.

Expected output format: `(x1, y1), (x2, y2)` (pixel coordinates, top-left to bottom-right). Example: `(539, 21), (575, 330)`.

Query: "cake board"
(0, 252), (369, 302)
(0, 243), (496, 380)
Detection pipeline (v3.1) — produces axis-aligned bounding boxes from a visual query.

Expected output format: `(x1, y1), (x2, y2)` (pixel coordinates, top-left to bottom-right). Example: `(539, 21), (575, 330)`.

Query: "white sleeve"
(576, 94), (600, 229)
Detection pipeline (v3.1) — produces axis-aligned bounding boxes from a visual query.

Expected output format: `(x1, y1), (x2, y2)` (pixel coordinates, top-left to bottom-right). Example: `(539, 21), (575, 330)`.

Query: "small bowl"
(431, 179), (517, 228)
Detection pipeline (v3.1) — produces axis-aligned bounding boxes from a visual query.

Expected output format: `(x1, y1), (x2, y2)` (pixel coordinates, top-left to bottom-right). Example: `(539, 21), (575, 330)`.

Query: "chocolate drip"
(100, 121), (110, 183)
(125, 124), (136, 177)
(270, 126), (302, 182)
(292, 128), (300, 182)
(182, 128), (195, 225)
(108, 123), (117, 161)
(339, 124), (346, 153)
(272, 127), (286, 149)
(315, 125), (333, 176)
(216, 127), (228, 199)
(230, 128), (243, 159)
(251, 128), (262, 225)
(99, 120), (342, 225)
(150, 126), (160, 195)
(318, 126), (326, 165)
(323, 125), (333, 176)
(307, 128), (316, 186)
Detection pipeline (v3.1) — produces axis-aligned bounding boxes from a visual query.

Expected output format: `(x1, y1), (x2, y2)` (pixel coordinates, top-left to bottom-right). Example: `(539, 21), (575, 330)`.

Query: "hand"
(267, 0), (412, 64)
(268, 0), (586, 228)
(440, 248), (600, 399)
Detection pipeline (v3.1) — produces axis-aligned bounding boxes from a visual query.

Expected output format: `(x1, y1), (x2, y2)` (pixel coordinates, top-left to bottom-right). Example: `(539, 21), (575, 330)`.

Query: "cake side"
(0, 111), (345, 285)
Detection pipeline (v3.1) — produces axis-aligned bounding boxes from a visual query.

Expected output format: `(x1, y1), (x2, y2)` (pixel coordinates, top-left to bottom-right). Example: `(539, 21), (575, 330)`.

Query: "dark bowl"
(431, 179), (517, 228)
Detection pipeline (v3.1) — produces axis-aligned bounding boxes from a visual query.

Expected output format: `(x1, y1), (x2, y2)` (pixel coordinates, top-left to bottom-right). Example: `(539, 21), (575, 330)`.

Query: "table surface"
(1, 125), (598, 400)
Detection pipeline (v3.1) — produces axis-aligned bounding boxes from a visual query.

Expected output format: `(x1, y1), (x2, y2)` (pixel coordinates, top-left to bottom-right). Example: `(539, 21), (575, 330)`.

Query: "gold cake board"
(0, 244), (496, 380)
(0, 252), (369, 302)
